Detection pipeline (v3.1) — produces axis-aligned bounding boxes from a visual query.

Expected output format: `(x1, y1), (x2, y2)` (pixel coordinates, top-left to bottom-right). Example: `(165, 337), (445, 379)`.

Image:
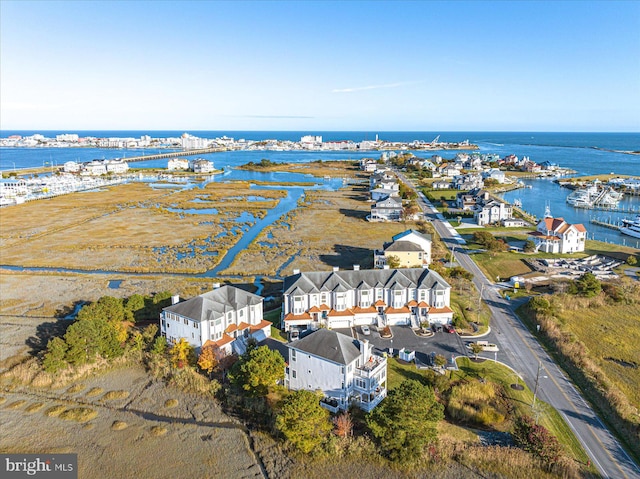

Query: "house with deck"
(369, 195), (404, 222)
(160, 285), (271, 355)
(285, 329), (387, 412)
(529, 214), (586, 254)
(374, 229), (432, 268)
(282, 267), (453, 333)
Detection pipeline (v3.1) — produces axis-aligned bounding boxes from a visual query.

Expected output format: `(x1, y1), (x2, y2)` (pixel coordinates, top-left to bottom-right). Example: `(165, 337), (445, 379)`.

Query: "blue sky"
(1, 1), (638, 131)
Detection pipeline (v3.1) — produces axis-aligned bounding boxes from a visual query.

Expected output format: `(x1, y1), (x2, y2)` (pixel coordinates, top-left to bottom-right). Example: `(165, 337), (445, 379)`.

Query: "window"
(341, 367), (345, 374)
(292, 370), (297, 379)
(239, 309), (244, 317)
(291, 350), (296, 361)
(194, 322), (198, 329)
(293, 295), (304, 314)
(321, 293), (327, 304)
(161, 320), (165, 328)
(336, 293), (346, 311)
(184, 318), (188, 325)
(360, 290), (370, 307)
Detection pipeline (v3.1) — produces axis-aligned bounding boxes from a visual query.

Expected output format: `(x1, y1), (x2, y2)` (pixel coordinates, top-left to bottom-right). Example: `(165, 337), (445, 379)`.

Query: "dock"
(589, 219), (621, 231)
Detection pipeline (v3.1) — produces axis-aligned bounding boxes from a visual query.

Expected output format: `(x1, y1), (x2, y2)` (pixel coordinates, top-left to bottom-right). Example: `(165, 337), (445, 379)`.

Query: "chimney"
(333, 266), (339, 272)
(359, 338), (371, 362)
(171, 294), (180, 305)
(213, 282), (221, 289)
(353, 264), (360, 271)
(293, 268), (300, 275)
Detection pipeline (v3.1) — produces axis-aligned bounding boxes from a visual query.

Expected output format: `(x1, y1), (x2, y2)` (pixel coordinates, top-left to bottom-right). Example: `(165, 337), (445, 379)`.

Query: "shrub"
(512, 416), (562, 468)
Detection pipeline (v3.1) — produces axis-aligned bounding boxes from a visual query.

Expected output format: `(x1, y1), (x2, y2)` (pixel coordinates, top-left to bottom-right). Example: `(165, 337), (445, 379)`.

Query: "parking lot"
(333, 325), (470, 368)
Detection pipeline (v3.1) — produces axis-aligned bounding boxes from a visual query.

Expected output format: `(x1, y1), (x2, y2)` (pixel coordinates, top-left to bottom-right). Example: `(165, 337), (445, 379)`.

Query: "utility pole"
(532, 361), (544, 407)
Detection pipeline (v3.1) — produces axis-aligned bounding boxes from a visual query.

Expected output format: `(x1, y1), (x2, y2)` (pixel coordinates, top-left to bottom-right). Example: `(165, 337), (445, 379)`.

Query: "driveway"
(334, 325), (469, 367)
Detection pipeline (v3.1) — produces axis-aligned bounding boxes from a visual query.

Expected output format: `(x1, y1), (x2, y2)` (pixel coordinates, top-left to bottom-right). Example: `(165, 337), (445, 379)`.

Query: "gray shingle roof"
(289, 329), (361, 365)
(283, 268), (450, 295)
(163, 285), (262, 323)
(385, 240), (424, 253)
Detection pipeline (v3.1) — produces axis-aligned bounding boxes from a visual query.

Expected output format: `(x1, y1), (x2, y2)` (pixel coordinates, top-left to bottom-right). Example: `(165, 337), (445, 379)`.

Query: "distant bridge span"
(123, 147), (224, 163)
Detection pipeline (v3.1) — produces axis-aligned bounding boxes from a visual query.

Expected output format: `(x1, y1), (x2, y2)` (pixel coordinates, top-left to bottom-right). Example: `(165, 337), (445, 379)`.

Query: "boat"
(620, 215), (640, 239)
(566, 180), (622, 209)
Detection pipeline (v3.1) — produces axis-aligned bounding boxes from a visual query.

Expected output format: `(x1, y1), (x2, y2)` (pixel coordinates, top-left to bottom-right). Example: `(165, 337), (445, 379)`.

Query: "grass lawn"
(421, 188), (461, 201)
(263, 307), (288, 342)
(455, 357), (590, 465)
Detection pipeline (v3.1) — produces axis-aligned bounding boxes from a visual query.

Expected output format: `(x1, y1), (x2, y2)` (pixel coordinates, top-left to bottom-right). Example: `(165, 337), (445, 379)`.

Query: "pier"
(590, 219), (621, 231)
(122, 147), (224, 163)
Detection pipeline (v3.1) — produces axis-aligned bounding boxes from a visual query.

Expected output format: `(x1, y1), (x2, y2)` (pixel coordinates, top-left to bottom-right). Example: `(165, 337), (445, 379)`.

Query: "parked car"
(443, 324), (455, 334)
(361, 325), (371, 336)
(289, 329), (300, 341)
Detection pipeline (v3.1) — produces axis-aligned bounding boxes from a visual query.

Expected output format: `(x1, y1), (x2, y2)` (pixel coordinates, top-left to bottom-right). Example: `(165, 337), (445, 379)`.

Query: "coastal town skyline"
(1, 1), (639, 132)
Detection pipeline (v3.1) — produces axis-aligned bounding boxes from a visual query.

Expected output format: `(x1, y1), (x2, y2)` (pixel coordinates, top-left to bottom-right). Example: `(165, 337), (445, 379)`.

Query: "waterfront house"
(81, 160), (107, 176)
(282, 266), (453, 332)
(168, 158), (190, 171)
(285, 329), (387, 412)
(63, 161), (81, 173)
(160, 285), (271, 355)
(474, 199), (513, 226)
(374, 229), (432, 268)
(369, 195), (404, 221)
(482, 168), (506, 184)
(105, 159), (129, 174)
(453, 173), (484, 190)
(529, 214), (586, 254)
(191, 158), (214, 173)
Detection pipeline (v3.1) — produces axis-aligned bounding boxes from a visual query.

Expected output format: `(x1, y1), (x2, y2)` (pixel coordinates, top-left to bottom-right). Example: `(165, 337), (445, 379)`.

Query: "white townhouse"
(191, 158), (215, 173)
(160, 285), (271, 356)
(63, 161), (81, 173)
(529, 215), (586, 254)
(474, 199), (513, 226)
(105, 159), (129, 174)
(285, 329), (387, 412)
(374, 229), (432, 269)
(282, 267), (454, 332)
(369, 195), (404, 222)
(167, 158), (190, 171)
(81, 160), (108, 176)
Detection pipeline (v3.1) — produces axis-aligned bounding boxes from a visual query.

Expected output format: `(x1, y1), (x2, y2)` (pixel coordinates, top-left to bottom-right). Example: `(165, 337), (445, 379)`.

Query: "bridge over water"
(123, 147), (224, 163)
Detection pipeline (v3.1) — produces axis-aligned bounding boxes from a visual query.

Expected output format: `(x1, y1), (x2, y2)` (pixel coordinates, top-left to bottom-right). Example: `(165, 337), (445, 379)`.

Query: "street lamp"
(532, 361), (548, 407)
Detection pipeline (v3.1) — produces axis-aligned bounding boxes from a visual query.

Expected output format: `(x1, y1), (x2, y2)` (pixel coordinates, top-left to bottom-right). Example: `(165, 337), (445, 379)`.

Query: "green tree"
(229, 345), (285, 397)
(434, 354), (447, 368)
(523, 239), (536, 253)
(43, 337), (68, 373)
(367, 379), (444, 462)
(469, 343), (484, 360)
(151, 336), (167, 355)
(386, 255), (401, 269)
(275, 390), (332, 453)
(570, 272), (602, 297)
(77, 296), (130, 323)
(64, 316), (123, 365)
(627, 254), (638, 266)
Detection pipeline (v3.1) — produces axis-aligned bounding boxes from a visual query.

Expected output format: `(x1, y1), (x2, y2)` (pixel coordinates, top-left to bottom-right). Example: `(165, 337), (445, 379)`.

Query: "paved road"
(398, 171), (640, 478)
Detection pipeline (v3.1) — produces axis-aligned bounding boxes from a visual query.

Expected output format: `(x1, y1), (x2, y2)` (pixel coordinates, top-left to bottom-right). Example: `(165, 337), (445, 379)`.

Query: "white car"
(361, 325), (371, 336)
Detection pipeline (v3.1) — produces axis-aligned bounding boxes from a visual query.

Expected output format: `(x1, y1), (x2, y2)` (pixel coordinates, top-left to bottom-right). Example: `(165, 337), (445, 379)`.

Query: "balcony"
(354, 356), (386, 377)
(319, 397), (341, 414)
(356, 389), (387, 412)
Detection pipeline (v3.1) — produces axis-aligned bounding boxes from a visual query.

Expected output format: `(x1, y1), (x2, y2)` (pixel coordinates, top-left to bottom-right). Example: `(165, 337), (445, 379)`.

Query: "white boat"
(620, 215), (640, 239)
(566, 181), (622, 209)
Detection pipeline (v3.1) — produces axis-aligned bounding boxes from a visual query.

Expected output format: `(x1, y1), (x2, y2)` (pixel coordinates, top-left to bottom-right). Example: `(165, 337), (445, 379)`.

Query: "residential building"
(282, 267), (454, 332)
(482, 168), (506, 184)
(105, 159), (129, 174)
(191, 158), (214, 173)
(369, 195), (404, 222)
(160, 285), (271, 355)
(285, 329), (387, 412)
(529, 213), (586, 254)
(81, 160), (107, 176)
(374, 229), (432, 268)
(474, 199), (513, 226)
(63, 161), (81, 173)
(168, 158), (190, 171)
